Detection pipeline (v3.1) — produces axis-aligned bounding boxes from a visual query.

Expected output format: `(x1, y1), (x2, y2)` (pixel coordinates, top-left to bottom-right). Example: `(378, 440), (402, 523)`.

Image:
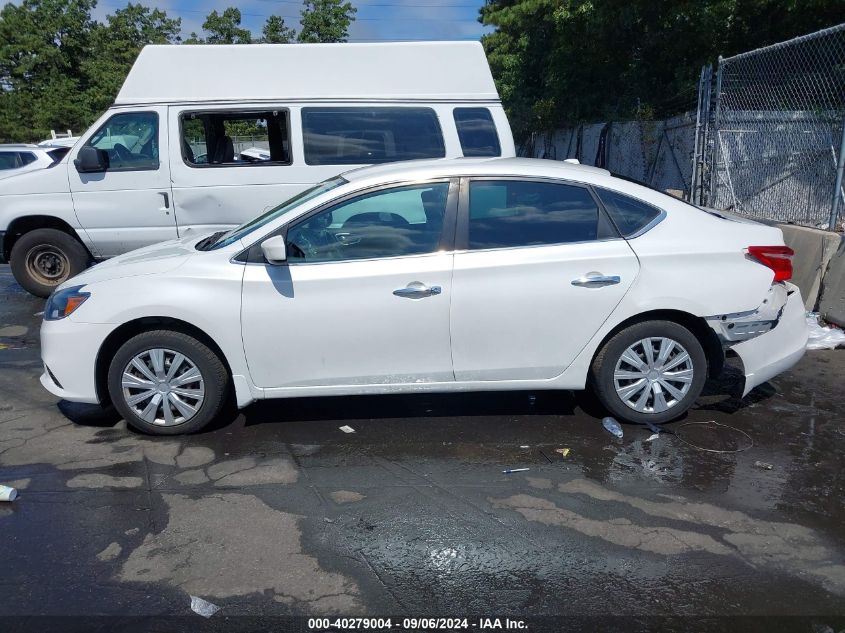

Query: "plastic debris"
(602, 416), (624, 438)
(520, 445), (530, 449)
(806, 313), (845, 350)
(555, 448), (571, 458)
(190, 596), (221, 618)
(645, 433), (660, 442)
(502, 468), (530, 474)
(0, 484), (18, 502)
(754, 460), (774, 470)
(338, 425), (355, 434)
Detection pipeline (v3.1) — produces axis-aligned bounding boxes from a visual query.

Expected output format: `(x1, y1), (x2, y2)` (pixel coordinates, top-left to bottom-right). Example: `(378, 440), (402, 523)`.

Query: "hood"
(0, 161), (69, 195)
(61, 233), (206, 289)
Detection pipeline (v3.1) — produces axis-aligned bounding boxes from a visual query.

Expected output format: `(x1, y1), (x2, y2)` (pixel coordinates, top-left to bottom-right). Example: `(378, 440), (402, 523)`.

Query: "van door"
(168, 105), (307, 238)
(68, 108), (176, 257)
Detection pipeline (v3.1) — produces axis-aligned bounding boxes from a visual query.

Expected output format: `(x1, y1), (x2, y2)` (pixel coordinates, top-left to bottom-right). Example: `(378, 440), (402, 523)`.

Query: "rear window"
(302, 107), (445, 166)
(454, 108), (501, 157)
(595, 188), (663, 237)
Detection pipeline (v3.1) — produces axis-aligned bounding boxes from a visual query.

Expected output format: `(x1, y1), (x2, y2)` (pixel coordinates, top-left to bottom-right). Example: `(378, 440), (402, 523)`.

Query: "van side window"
(84, 112), (159, 171)
(180, 110), (291, 167)
(301, 107), (445, 166)
(453, 108), (501, 157)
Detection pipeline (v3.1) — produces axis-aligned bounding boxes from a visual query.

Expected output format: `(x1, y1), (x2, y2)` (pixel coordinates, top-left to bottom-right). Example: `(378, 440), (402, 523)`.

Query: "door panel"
(69, 108), (176, 257)
(240, 179), (457, 390)
(451, 242), (639, 381)
(241, 254), (454, 388)
(450, 177), (639, 382)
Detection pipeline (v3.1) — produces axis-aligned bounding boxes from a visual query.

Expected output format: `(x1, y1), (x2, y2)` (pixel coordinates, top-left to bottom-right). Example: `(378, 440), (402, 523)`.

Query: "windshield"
(209, 176), (347, 249)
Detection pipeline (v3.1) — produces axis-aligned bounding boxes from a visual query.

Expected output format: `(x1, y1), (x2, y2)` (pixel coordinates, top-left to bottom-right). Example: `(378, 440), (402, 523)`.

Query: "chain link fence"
(696, 23), (845, 229)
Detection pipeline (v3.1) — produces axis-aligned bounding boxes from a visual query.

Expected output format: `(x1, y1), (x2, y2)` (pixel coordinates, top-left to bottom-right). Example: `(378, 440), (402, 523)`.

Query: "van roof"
(115, 41), (500, 106)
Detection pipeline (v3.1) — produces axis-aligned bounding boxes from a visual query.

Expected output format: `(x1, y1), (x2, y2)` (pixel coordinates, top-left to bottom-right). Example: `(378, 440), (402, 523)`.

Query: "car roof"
(0, 144), (41, 150)
(341, 157), (612, 185)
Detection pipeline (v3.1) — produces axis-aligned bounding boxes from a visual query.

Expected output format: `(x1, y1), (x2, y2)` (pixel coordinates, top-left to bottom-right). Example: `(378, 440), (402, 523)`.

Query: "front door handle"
(571, 273), (621, 288)
(393, 282), (442, 299)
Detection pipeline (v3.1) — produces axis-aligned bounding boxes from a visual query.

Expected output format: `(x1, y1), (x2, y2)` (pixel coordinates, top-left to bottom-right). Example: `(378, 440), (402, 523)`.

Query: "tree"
(262, 15), (296, 43)
(298, 0), (357, 43)
(479, 0), (845, 143)
(84, 3), (181, 117)
(190, 7), (252, 45)
(0, 0), (97, 142)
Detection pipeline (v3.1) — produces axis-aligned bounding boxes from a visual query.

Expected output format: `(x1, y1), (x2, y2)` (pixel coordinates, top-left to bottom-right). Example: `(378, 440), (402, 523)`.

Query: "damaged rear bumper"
(707, 282), (808, 396)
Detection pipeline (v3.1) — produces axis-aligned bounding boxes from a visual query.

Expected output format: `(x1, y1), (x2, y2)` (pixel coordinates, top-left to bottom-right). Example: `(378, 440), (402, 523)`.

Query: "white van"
(0, 41), (514, 296)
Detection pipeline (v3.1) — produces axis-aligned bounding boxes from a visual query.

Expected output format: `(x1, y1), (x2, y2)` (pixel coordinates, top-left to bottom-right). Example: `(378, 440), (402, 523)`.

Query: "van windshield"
(208, 176), (347, 250)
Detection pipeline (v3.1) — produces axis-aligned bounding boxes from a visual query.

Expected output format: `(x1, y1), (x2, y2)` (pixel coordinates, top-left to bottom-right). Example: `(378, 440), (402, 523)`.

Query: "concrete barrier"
(819, 237), (845, 328)
(778, 225), (842, 310)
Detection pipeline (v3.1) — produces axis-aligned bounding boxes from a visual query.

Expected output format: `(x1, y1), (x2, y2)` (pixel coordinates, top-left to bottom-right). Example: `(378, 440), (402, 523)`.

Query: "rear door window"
(301, 107), (445, 165)
(467, 180), (599, 250)
(454, 108), (501, 157)
(595, 188), (663, 237)
(0, 152), (23, 169)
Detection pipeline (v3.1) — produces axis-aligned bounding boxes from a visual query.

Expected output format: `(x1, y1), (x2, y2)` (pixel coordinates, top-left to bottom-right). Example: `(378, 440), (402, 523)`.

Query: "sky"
(91, 0), (493, 43)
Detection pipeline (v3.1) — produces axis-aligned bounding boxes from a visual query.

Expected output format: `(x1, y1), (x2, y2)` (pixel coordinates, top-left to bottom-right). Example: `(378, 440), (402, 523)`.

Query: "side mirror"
(261, 235), (287, 264)
(74, 146), (109, 173)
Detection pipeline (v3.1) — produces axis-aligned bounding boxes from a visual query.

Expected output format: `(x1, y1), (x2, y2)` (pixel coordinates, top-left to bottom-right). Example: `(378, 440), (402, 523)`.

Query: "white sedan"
(40, 158), (808, 435)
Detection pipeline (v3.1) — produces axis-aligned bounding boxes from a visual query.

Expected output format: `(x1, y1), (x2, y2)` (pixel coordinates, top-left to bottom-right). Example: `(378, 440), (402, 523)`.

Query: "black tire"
(107, 330), (230, 435)
(589, 320), (707, 425)
(9, 228), (90, 298)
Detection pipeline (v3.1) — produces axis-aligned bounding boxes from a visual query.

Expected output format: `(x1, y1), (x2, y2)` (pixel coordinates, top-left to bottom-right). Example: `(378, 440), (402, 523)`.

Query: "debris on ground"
(0, 484), (18, 502)
(190, 595), (221, 618)
(338, 425), (356, 434)
(520, 445), (530, 449)
(806, 313), (845, 350)
(602, 416), (624, 438)
(502, 468), (530, 474)
(538, 449), (553, 463)
(645, 433), (660, 442)
(555, 448), (571, 458)
(754, 460), (774, 470)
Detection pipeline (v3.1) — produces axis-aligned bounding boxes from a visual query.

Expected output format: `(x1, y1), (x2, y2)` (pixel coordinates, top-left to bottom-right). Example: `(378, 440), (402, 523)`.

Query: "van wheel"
(107, 330), (230, 435)
(9, 228), (90, 298)
(589, 320), (707, 425)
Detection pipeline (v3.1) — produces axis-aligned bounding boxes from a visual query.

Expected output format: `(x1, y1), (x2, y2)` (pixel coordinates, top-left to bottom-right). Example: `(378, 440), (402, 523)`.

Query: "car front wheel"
(107, 330), (229, 435)
(590, 320), (708, 425)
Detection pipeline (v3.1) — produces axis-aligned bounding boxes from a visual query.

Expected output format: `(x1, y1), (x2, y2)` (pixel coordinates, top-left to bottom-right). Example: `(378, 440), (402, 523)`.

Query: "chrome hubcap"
(26, 246), (69, 284)
(121, 348), (205, 426)
(613, 337), (694, 414)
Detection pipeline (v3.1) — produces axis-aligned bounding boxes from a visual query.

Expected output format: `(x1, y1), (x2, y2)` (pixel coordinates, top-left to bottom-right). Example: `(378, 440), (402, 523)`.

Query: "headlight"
(44, 285), (90, 321)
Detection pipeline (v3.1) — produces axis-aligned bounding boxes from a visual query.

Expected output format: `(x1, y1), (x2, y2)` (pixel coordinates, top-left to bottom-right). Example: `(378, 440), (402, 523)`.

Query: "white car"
(40, 158), (808, 435)
(0, 144), (71, 180)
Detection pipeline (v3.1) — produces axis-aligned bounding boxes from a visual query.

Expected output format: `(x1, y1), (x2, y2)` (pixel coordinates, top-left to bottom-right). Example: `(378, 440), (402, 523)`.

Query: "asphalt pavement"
(1, 263), (844, 632)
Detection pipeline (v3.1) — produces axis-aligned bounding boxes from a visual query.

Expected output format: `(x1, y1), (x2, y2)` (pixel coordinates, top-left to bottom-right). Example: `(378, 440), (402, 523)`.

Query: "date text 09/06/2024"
(307, 617), (529, 630)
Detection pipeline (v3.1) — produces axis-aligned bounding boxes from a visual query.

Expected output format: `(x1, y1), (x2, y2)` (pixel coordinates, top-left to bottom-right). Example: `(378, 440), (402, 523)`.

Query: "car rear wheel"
(590, 320), (707, 424)
(9, 228), (90, 298)
(107, 330), (229, 435)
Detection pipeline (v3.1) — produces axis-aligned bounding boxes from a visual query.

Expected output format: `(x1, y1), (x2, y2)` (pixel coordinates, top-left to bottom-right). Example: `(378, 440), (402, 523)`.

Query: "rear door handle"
(159, 191), (170, 213)
(571, 274), (621, 288)
(393, 282), (442, 299)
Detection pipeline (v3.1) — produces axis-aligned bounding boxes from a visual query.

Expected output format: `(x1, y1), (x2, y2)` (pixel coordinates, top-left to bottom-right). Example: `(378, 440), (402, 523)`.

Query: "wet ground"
(1, 263), (844, 632)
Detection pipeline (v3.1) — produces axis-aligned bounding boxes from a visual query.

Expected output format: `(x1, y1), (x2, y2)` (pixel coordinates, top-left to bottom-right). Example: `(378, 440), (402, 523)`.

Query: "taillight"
(746, 245), (794, 282)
